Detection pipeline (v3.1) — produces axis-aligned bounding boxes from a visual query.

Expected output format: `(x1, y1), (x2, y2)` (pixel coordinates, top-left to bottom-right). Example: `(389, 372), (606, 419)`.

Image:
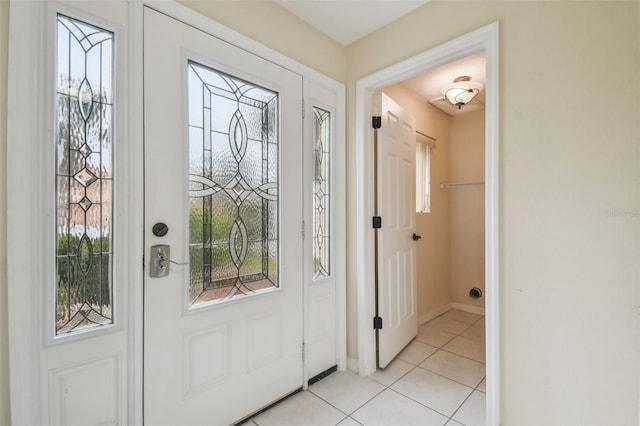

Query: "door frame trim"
(354, 21), (500, 424)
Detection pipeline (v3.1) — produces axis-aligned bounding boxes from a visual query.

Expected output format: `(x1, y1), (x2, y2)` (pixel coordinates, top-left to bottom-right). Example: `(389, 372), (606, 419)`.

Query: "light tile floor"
(243, 310), (485, 426)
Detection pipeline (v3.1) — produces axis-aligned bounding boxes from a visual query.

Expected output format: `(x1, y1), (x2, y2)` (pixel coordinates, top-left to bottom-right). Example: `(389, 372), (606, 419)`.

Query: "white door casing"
(143, 8), (304, 425)
(355, 22), (500, 424)
(376, 93), (418, 368)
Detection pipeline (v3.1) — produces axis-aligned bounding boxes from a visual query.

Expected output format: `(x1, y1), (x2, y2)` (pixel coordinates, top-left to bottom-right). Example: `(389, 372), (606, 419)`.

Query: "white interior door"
(144, 8), (303, 425)
(376, 92), (418, 368)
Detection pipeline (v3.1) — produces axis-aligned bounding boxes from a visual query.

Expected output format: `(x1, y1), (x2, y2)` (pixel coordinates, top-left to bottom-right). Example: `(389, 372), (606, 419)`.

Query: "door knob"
(412, 233), (422, 241)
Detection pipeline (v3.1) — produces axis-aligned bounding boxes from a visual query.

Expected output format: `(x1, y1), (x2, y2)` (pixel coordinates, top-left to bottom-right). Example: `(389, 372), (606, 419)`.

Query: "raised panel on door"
(143, 8), (303, 425)
(377, 92), (418, 368)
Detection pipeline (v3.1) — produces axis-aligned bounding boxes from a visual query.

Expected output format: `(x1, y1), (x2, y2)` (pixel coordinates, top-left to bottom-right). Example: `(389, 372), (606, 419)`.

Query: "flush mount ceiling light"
(442, 76), (484, 110)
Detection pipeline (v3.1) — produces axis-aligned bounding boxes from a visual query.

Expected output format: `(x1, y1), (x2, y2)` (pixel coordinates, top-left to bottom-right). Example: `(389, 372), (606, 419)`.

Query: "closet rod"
(439, 181), (485, 189)
(416, 130), (436, 142)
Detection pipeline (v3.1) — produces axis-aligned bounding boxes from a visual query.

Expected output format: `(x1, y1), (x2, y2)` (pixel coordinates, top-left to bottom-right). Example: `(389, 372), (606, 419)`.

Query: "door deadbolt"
(150, 244), (170, 277)
(152, 222), (169, 237)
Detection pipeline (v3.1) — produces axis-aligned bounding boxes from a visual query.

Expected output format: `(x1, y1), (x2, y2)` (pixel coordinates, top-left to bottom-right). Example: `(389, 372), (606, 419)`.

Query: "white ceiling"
(275, 0), (430, 46)
(401, 51), (486, 116)
(274, 0), (485, 116)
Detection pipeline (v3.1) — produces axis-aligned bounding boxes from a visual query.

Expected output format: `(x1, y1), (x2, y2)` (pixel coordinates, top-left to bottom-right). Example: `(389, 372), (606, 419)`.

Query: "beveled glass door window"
(312, 107), (331, 279)
(55, 15), (114, 335)
(188, 61), (279, 307)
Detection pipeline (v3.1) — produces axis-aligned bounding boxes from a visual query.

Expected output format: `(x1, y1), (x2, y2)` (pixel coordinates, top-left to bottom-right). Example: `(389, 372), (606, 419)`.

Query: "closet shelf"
(439, 181), (485, 189)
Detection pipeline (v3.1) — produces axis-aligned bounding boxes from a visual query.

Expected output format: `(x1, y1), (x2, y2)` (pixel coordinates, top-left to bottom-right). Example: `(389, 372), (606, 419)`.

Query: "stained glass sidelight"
(55, 15), (114, 335)
(312, 107), (331, 279)
(188, 61), (279, 307)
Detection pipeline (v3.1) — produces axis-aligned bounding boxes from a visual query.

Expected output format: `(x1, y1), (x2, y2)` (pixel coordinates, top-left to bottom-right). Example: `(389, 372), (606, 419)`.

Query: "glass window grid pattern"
(312, 107), (331, 279)
(55, 15), (114, 335)
(187, 61), (280, 307)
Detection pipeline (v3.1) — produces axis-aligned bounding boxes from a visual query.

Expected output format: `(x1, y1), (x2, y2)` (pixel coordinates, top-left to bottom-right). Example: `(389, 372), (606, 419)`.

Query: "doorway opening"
(355, 22), (499, 424)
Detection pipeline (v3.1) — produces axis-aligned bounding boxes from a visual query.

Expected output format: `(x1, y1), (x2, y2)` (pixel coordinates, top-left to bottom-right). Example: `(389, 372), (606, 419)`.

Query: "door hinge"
(302, 341), (306, 362)
(372, 116), (382, 129)
(302, 99), (305, 119)
(302, 220), (305, 240)
(142, 255), (145, 269)
(373, 316), (383, 330)
(372, 216), (382, 229)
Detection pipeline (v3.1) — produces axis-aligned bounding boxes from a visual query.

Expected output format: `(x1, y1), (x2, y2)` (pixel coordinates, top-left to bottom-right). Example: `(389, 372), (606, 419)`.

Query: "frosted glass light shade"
(442, 77), (483, 109)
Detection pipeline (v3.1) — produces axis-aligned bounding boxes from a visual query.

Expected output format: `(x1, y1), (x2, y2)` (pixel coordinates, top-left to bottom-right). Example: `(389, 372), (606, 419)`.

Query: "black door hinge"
(372, 116), (381, 129)
(373, 316), (383, 330)
(372, 216), (382, 229)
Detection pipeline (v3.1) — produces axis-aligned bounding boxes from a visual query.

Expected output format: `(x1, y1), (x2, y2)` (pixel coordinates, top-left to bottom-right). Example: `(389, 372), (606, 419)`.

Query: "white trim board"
(354, 21), (500, 425)
(418, 303), (486, 326)
(451, 303), (486, 316)
(418, 304), (453, 326)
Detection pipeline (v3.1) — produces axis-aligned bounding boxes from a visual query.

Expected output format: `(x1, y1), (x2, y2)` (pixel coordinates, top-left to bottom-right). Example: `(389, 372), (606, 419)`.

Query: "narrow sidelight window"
(312, 107), (331, 279)
(55, 15), (114, 335)
(416, 141), (431, 213)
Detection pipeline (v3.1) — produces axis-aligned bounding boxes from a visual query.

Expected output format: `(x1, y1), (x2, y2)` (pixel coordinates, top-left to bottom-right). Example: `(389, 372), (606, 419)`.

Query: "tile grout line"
(253, 311), (485, 426)
(362, 360), (457, 422)
(386, 384), (454, 420)
(419, 311), (486, 424)
(336, 415), (364, 426)
(473, 375), (487, 394)
(436, 346), (486, 364)
(380, 353), (469, 421)
(446, 387), (477, 425)
(370, 360), (419, 389)
(414, 359), (485, 390)
(439, 311), (485, 424)
(308, 376), (387, 418)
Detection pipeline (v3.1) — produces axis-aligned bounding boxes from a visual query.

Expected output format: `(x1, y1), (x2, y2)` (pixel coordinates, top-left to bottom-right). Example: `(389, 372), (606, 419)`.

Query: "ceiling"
(274, 0), (430, 46)
(402, 51), (486, 116)
(274, 0), (485, 116)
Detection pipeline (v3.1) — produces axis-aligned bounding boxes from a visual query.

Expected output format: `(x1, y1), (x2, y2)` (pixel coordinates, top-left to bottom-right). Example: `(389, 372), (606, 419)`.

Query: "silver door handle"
(150, 244), (170, 277)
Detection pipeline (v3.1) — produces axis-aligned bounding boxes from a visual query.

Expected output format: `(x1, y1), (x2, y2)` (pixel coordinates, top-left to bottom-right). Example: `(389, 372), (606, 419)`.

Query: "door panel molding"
(376, 93), (418, 368)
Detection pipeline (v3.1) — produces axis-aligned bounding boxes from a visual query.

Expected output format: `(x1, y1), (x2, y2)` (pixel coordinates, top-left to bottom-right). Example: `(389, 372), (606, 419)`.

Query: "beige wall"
(2, 0), (639, 424)
(450, 110), (485, 308)
(0, 0), (8, 423)
(382, 84), (453, 321)
(177, 0), (347, 83)
(347, 1), (639, 423)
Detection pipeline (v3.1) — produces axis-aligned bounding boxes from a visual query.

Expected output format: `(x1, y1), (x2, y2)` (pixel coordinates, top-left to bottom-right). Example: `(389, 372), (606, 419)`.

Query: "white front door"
(143, 8), (303, 425)
(376, 92), (418, 368)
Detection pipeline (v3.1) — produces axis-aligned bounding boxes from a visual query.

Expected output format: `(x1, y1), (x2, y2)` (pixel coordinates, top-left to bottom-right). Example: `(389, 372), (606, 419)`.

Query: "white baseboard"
(418, 303), (453, 326)
(451, 302), (485, 316)
(346, 357), (358, 374)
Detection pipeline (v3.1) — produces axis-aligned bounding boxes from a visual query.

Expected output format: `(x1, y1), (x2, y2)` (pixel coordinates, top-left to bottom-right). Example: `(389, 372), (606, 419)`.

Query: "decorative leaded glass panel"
(188, 61), (279, 307)
(55, 15), (114, 334)
(312, 107), (331, 279)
